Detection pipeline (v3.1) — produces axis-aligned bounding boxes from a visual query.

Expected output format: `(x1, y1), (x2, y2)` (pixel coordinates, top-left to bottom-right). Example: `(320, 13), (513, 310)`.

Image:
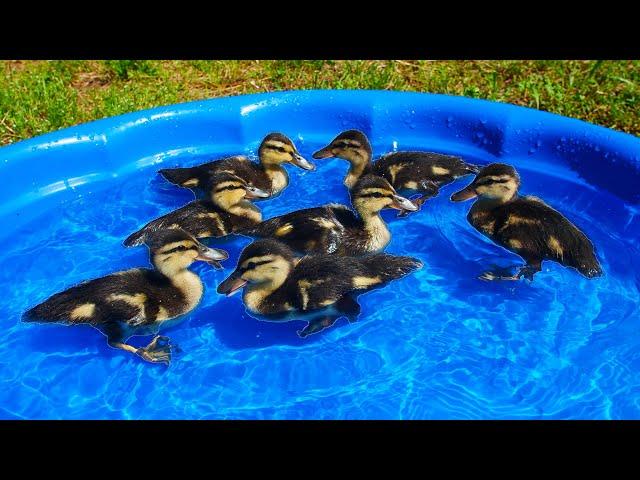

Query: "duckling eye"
(372, 192), (384, 198)
(246, 261), (257, 270)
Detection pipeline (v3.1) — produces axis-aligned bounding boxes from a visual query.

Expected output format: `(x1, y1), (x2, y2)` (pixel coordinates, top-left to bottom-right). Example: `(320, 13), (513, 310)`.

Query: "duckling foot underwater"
(478, 263), (541, 282)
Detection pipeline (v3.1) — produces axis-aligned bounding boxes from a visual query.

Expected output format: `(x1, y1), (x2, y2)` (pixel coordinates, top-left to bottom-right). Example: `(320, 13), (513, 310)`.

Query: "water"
(1, 141), (639, 419)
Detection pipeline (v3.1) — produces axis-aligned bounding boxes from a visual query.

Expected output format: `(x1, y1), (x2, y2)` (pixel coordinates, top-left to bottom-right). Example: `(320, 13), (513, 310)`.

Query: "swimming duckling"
(158, 133), (315, 198)
(124, 172), (269, 247)
(242, 175), (417, 255)
(312, 130), (478, 213)
(23, 229), (228, 365)
(217, 239), (422, 337)
(450, 163), (603, 281)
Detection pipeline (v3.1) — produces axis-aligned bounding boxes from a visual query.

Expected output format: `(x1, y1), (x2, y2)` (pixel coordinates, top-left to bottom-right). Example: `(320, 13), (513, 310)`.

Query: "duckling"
(242, 175), (417, 255)
(450, 163), (603, 281)
(158, 133), (315, 198)
(217, 239), (422, 337)
(124, 172), (269, 247)
(23, 229), (228, 365)
(312, 130), (478, 214)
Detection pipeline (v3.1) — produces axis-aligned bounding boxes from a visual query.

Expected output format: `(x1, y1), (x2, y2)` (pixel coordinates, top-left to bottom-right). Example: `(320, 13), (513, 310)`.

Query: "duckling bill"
(124, 172), (269, 247)
(23, 229), (228, 365)
(241, 174), (417, 256)
(217, 239), (422, 337)
(451, 163), (603, 281)
(312, 129), (478, 214)
(158, 133), (315, 198)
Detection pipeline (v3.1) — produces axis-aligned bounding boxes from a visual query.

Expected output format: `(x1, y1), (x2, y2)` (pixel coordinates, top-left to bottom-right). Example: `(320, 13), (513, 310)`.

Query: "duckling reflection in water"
(158, 133), (315, 199)
(450, 163), (603, 281)
(23, 229), (228, 365)
(124, 172), (269, 247)
(217, 239), (422, 337)
(312, 129), (478, 215)
(242, 175), (417, 256)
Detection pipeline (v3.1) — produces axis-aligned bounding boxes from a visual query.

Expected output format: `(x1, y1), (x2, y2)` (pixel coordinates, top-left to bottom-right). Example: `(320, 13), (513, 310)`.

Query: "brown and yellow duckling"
(450, 163), (603, 281)
(23, 229), (228, 365)
(124, 172), (269, 247)
(312, 129), (478, 214)
(158, 132), (315, 198)
(217, 239), (422, 337)
(242, 175), (417, 255)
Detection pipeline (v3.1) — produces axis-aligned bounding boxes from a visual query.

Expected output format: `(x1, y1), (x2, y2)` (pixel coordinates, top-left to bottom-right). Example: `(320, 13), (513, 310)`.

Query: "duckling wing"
(288, 254), (421, 311)
(158, 155), (252, 189)
(23, 269), (173, 327)
(493, 197), (602, 277)
(374, 151), (478, 189)
(209, 156), (272, 192)
(124, 201), (227, 246)
(243, 206), (348, 254)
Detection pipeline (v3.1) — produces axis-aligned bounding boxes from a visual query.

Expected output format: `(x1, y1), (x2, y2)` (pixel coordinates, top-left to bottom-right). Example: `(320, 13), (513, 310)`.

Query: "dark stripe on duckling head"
(144, 228), (198, 252)
(352, 174), (395, 194)
(357, 190), (393, 199)
(239, 259), (272, 272)
(474, 163), (520, 182)
(162, 243), (197, 255)
(237, 239), (296, 266)
(214, 183), (246, 193)
(262, 132), (295, 145)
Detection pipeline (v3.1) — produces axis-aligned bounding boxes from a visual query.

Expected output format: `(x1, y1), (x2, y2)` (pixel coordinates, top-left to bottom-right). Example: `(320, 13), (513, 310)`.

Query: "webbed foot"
(297, 316), (338, 339)
(136, 335), (172, 365)
(479, 264), (539, 282)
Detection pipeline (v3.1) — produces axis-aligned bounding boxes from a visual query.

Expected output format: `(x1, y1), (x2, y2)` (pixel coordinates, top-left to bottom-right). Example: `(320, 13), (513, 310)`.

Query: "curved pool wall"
(1, 90), (639, 237)
(1, 90), (640, 420)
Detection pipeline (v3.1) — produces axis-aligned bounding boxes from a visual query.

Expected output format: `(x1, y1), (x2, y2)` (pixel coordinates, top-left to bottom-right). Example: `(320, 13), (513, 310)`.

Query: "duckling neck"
(243, 268), (291, 314)
(345, 160), (372, 189)
(360, 212), (391, 251)
(475, 192), (519, 210)
(262, 164), (289, 194)
(154, 262), (203, 311)
(227, 200), (262, 223)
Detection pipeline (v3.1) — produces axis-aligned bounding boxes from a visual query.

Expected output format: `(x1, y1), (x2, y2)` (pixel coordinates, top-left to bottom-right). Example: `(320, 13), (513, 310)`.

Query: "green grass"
(1, 60), (639, 146)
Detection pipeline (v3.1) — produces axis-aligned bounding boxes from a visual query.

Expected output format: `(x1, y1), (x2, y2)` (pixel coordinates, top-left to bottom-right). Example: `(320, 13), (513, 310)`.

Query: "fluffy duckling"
(217, 239), (422, 337)
(450, 163), (603, 281)
(313, 129), (478, 213)
(242, 175), (417, 255)
(23, 229), (228, 365)
(124, 172), (269, 247)
(158, 133), (315, 198)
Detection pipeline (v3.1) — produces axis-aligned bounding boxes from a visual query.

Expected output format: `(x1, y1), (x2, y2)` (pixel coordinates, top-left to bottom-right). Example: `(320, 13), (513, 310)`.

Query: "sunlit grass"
(1, 60), (638, 146)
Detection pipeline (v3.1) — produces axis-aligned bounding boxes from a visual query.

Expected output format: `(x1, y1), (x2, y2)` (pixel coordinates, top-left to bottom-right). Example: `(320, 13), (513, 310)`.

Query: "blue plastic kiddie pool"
(1, 90), (639, 419)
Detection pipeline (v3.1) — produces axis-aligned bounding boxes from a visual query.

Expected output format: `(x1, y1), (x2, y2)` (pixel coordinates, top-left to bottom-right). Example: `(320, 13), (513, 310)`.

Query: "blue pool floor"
(1, 138), (639, 419)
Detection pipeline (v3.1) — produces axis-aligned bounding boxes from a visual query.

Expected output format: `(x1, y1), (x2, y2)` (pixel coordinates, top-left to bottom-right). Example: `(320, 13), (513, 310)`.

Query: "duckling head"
(217, 239), (295, 297)
(258, 133), (315, 171)
(205, 172), (269, 209)
(451, 163), (520, 203)
(351, 174), (417, 216)
(313, 129), (372, 168)
(146, 228), (229, 275)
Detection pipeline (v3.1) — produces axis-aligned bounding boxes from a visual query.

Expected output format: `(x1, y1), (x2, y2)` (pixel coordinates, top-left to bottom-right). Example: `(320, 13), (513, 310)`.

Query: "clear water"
(1, 140), (639, 419)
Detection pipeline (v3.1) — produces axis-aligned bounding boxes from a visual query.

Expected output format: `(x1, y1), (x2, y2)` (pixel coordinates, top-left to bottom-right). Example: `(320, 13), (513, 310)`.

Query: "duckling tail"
(463, 162), (480, 174)
(123, 228), (147, 247)
(22, 300), (65, 323)
(158, 167), (199, 187)
(576, 253), (603, 279)
(361, 254), (423, 282)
